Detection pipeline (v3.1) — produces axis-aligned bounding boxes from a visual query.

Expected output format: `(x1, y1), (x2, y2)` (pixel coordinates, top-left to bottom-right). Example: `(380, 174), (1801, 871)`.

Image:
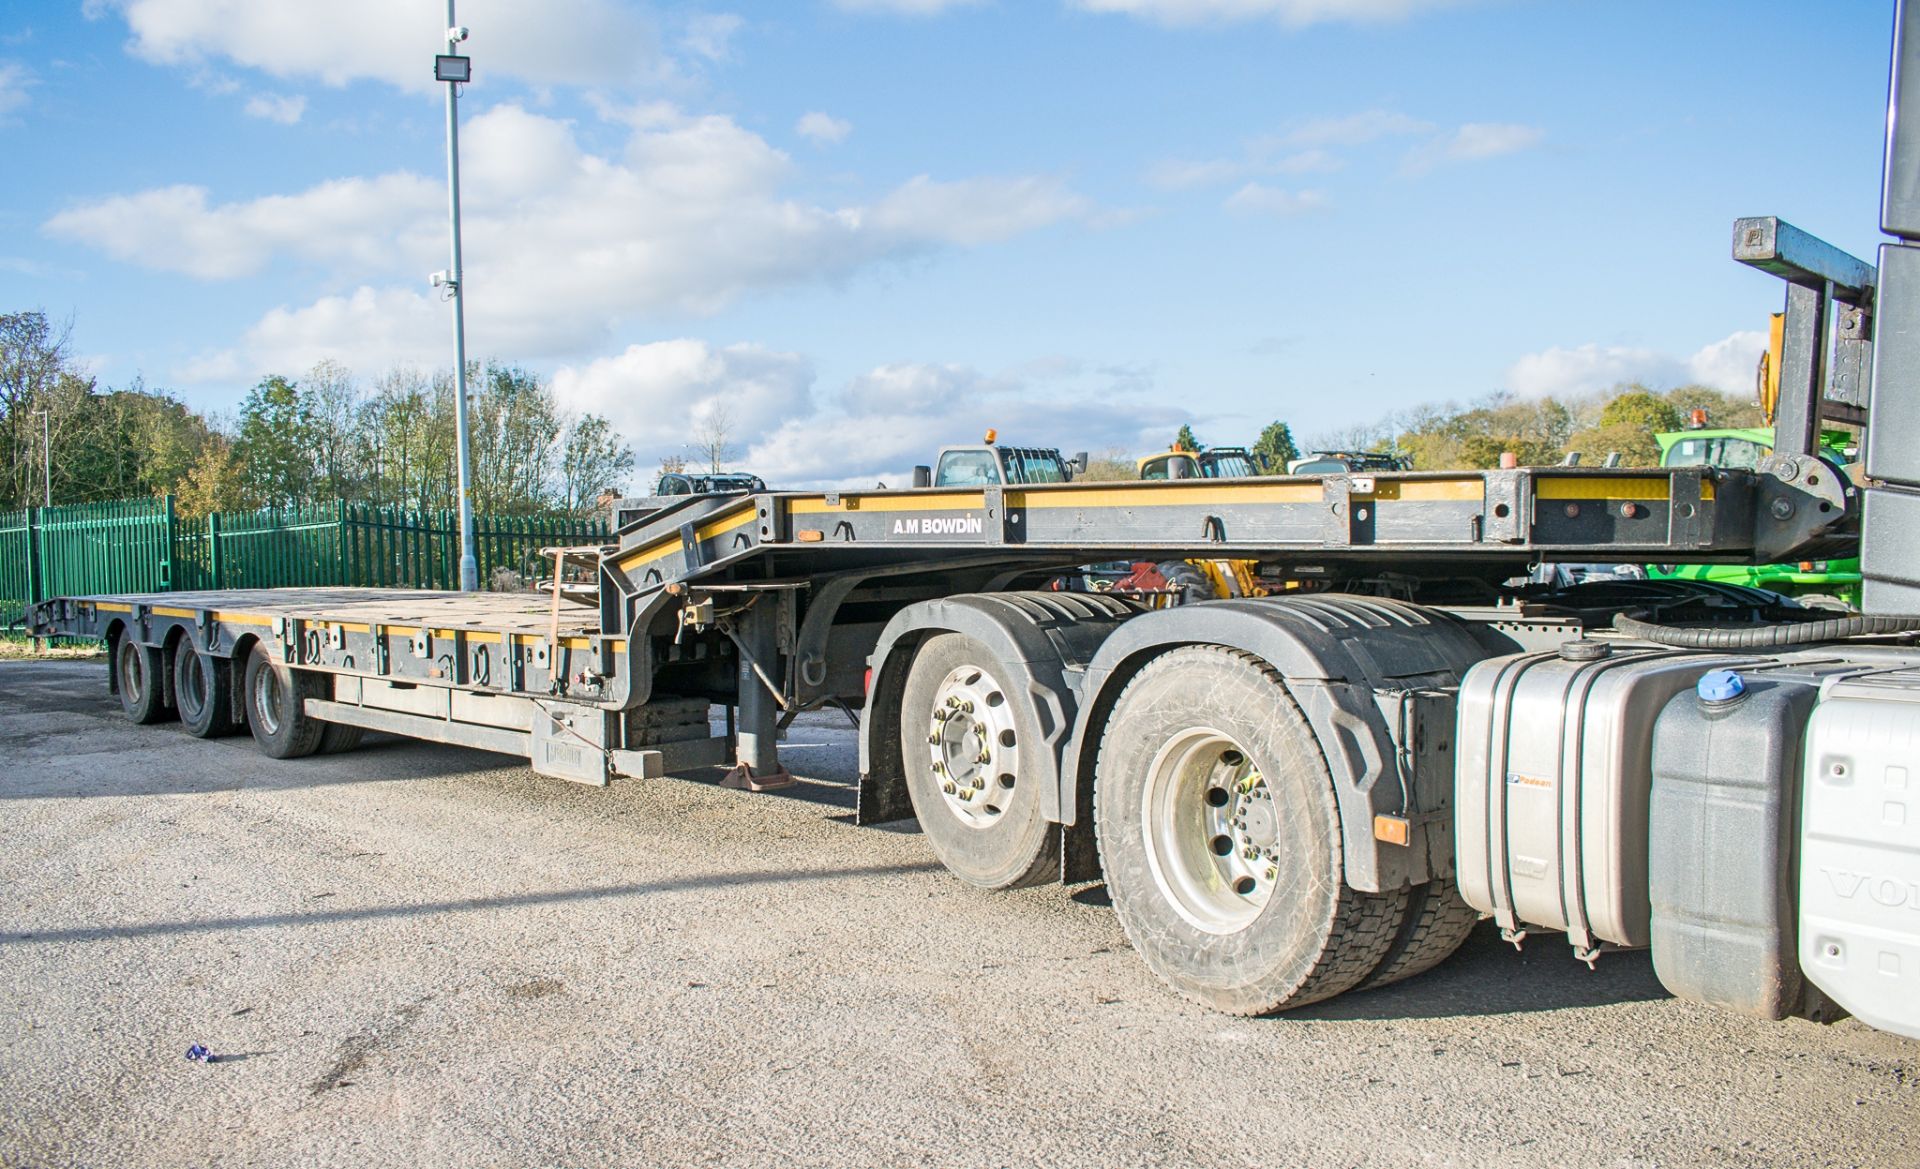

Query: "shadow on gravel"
(2, 860), (944, 947)
(1294, 922), (1672, 1021)
(0, 734), (523, 801)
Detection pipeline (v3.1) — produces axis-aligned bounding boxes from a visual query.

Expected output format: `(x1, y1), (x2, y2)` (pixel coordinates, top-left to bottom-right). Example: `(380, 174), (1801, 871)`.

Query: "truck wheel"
(173, 646), (237, 738)
(901, 633), (1057, 889)
(318, 723), (365, 754)
(1354, 876), (1481, 992)
(242, 644), (327, 759)
(115, 636), (174, 725)
(1094, 646), (1405, 1014)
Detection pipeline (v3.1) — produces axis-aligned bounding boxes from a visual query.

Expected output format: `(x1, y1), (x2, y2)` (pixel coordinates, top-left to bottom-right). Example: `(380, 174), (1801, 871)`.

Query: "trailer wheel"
(1353, 876), (1481, 992)
(172, 646), (237, 738)
(115, 636), (174, 725)
(1094, 646), (1405, 1014)
(901, 633), (1057, 889)
(242, 644), (327, 759)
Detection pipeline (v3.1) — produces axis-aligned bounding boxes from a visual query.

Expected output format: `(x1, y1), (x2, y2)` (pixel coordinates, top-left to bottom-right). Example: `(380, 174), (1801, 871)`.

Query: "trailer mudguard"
(858, 591), (1141, 827)
(1059, 596), (1500, 894)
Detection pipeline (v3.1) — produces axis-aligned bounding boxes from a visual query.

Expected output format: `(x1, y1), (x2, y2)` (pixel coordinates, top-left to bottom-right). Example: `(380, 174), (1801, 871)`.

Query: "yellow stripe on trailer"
(1535, 477), (1715, 501)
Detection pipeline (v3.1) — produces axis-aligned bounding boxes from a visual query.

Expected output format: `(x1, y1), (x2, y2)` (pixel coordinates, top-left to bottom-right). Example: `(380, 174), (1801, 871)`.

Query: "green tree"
(1174, 423), (1199, 452)
(233, 374), (318, 508)
(1597, 386), (1683, 434)
(470, 363), (563, 514)
(1251, 421), (1299, 471)
(560, 413), (634, 515)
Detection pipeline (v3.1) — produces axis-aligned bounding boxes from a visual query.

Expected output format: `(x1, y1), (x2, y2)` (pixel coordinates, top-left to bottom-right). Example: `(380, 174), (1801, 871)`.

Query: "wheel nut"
(932, 761), (947, 775)
(943, 781), (957, 795)
(975, 751), (991, 765)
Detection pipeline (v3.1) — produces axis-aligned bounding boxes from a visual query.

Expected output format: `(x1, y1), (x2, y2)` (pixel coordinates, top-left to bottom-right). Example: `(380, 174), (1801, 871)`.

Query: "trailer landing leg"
(721, 598), (794, 791)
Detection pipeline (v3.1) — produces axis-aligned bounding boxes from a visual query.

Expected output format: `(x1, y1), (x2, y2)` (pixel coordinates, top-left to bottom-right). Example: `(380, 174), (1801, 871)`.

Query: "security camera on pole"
(433, 7), (479, 592)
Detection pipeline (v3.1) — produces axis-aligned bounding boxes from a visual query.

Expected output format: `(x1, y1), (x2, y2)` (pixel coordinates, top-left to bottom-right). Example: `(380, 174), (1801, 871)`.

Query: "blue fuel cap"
(1697, 669), (1746, 703)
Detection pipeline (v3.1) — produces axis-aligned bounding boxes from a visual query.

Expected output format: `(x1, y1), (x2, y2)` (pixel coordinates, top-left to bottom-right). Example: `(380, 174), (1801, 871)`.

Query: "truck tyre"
(1094, 646), (1406, 1014)
(1353, 876), (1481, 992)
(901, 633), (1058, 890)
(318, 723), (365, 754)
(173, 646), (237, 738)
(115, 636), (174, 725)
(242, 643), (327, 759)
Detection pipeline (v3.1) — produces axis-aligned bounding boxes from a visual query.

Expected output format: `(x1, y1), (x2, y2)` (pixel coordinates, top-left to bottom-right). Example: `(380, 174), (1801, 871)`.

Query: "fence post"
(25, 507), (43, 607)
(335, 498), (347, 587)
(161, 495), (178, 592)
(209, 511), (224, 591)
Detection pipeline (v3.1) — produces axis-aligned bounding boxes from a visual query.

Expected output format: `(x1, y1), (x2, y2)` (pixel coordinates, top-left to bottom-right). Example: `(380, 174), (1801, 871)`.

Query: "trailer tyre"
(901, 633), (1058, 890)
(242, 644), (327, 759)
(115, 636), (174, 725)
(173, 646), (237, 738)
(1094, 646), (1406, 1014)
(1353, 876), (1481, 992)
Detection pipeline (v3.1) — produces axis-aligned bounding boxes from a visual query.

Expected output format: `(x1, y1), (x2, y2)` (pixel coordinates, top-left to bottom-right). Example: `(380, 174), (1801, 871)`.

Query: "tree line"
(1119, 383), (1766, 480)
(0, 310), (633, 519)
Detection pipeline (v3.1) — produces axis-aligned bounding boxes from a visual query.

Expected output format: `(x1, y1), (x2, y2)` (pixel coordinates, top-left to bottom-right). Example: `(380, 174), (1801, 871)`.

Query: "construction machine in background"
(1137, 445), (1262, 479)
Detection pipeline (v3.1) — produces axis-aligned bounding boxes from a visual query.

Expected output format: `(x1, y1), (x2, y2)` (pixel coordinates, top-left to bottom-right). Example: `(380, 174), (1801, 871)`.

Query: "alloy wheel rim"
(1140, 728), (1281, 934)
(924, 663), (1019, 829)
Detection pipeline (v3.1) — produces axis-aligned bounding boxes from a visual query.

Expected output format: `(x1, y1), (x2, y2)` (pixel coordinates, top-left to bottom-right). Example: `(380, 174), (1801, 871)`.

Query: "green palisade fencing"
(1, 508), (33, 630)
(2, 495), (609, 633)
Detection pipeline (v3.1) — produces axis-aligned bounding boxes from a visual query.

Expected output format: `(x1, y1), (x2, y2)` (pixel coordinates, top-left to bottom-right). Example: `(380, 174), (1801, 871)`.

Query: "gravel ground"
(2, 658), (1915, 1169)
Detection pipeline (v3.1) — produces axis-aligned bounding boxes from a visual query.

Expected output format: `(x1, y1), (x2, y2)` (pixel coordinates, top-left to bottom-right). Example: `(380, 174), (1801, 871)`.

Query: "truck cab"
(923, 434), (1088, 487)
(1138, 446), (1261, 480)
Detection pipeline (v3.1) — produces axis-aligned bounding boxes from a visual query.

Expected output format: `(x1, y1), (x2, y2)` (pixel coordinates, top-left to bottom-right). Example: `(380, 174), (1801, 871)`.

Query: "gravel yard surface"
(2, 658), (1915, 1169)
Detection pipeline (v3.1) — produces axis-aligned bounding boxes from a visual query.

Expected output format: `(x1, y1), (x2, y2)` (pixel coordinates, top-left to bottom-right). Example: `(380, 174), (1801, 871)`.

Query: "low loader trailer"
(30, 4), (1920, 1038)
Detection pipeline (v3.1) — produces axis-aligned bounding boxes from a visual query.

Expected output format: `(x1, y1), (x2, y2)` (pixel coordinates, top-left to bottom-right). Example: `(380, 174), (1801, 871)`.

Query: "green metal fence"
(3, 495), (609, 633)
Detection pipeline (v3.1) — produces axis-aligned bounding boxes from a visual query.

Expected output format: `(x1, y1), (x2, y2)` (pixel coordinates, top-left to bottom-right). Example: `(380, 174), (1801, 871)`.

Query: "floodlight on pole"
(437, 2), (479, 592)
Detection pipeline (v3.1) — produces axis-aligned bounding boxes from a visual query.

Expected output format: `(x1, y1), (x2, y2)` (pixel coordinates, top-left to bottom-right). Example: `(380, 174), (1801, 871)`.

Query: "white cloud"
(1223, 183), (1327, 216)
(45, 173), (442, 279)
(867, 174), (1089, 245)
(832, 0), (984, 14)
(551, 340), (816, 455)
(87, 0), (658, 93)
(796, 111), (852, 144)
(681, 12), (744, 62)
(742, 360), (1184, 487)
(549, 348), (1187, 487)
(242, 92), (305, 124)
(1403, 121), (1544, 174)
(1275, 110), (1432, 148)
(1685, 329), (1766, 394)
(1072, 0), (1469, 27)
(1504, 330), (1764, 399)
(64, 103), (1087, 381)
(0, 62), (33, 120)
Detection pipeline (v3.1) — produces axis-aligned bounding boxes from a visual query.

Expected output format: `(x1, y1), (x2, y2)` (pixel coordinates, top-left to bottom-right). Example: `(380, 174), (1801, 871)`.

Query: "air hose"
(1611, 609), (1920, 649)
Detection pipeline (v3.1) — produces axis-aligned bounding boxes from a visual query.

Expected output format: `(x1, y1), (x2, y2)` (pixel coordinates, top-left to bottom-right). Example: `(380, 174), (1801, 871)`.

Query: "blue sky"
(0, 0), (1898, 485)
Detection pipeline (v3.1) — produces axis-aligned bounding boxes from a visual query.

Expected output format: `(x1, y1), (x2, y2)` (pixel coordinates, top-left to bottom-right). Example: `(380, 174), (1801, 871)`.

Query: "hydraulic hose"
(1611, 609), (1920, 649)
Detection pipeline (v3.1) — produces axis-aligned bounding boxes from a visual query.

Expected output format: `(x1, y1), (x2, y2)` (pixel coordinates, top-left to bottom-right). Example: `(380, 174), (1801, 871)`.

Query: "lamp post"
(33, 408), (49, 507)
(435, 5), (479, 591)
